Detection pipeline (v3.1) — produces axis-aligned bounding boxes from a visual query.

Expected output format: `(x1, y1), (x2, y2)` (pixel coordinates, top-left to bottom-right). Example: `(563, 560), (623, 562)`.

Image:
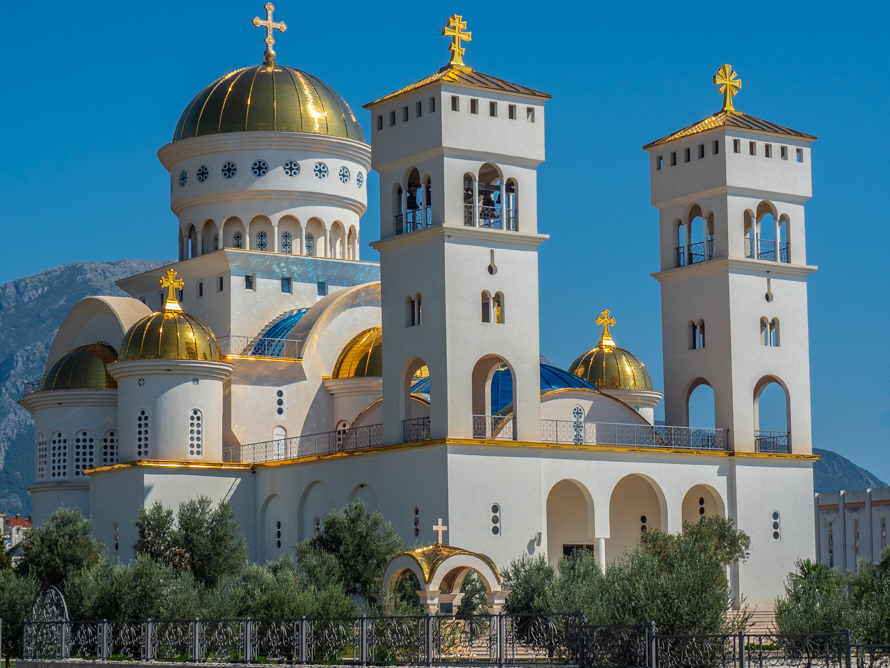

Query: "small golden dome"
(568, 309), (653, 391)
(120, 271), (221, 362)
(332, 327), (382, 379)
(39, 342), (118, 392)
(172, 65), (365, 143)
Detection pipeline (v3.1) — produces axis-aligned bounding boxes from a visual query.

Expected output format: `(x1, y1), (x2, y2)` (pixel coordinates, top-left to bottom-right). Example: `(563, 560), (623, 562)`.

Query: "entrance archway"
(546, 480), (594, 563)
(681, 485), (725, 525)
(607, 474), (666, 562)
(754, 376), (790, 452)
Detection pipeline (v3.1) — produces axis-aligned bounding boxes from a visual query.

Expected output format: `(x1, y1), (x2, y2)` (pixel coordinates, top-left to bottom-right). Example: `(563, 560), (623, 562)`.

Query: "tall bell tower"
(366, 16), (550, 444)
(644, 65), (817, 453)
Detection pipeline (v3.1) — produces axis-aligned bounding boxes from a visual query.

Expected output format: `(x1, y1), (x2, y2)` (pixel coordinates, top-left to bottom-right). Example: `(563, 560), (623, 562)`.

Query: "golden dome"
(568, 309), (653, 391)
(332, 327), (382, 379)
(172, 65), (365, 143)
(39, 342), (118, 392)
(120, 271), (221, 362)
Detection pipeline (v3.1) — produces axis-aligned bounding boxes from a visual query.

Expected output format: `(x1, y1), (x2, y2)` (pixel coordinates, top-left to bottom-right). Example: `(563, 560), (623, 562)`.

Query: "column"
(838, 491), (847, 573)
(499, 182), (506, 230)
(244, 220), (251, 250)
(272, 223), (279, 253)
(325, 229), (332, 258)
(595, 538), (606, 572)
(472, 180), (479, 227)
(865, 489), (874, 562)
(400, 188), (408, 233)
(421, 181), (428, 228)
(299, 225), (306, 256)
(814, 494), (822, 562)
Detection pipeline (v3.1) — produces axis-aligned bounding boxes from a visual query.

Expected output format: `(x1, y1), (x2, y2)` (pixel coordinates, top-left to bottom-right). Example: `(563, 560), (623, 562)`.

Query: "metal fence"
(473, 415), (515, 440)
(403, 417), (431, 442)
(540, 421), (729, 451)
(754, 431), (791, 454)
(217, 335), (302, 360)
(223, 424), (384, 464)
(21, 615), (890, 667)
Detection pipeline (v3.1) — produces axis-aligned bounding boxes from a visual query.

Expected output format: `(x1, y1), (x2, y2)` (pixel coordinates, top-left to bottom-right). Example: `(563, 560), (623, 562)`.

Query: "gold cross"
(596, 309), (616, 347)
(713, 64), (742, 112)
(159, 269), (184, 312)
(253, 3), (286, 65)
(442, 15), (471, 68)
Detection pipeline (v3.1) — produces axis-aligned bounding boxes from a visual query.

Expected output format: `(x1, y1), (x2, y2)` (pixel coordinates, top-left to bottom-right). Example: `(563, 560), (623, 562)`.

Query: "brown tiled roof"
(364, 66), (550, 108)
(643, 110), (816, 149)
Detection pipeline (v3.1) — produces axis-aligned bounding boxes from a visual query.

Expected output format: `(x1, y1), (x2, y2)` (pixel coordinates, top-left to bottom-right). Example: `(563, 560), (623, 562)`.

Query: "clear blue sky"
(1, 0), (887, 479)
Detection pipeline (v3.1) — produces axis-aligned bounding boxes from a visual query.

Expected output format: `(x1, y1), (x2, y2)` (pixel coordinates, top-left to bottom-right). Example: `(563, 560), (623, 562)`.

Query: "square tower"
(365, 23), (550, 445)
(644, 66), (817, 454)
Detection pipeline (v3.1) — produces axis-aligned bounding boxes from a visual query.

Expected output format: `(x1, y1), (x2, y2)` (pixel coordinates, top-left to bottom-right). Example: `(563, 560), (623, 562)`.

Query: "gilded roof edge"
(643, 110), (817, 150)
(390, 544), (501, 585)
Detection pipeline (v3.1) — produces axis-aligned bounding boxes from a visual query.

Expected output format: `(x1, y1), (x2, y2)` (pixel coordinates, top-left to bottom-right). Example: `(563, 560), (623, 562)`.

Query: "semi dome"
(568, 310), (652, 391)
(332, 327), (382, 379)
(172, 65), (365, 143)
(39, 342), (118, 392)
(120, 271), (221, 362)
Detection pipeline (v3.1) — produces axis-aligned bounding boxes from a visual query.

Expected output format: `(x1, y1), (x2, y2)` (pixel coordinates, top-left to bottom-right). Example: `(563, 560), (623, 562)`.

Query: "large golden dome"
(120, 271), (221, 362)
(39, 342), (118, 392)
(332, 327), (382, 379)
(172, 65), (365, 143)
(568, 310), (653, 391)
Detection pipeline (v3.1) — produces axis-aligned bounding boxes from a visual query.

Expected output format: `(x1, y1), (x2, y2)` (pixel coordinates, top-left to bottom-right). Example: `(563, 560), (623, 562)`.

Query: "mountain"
(813, 448), (888, 494)
(0, 259), (172, 515)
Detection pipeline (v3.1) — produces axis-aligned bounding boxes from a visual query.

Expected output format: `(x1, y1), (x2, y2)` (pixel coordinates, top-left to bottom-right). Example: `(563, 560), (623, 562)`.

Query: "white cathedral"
(21, 11), (820, 610)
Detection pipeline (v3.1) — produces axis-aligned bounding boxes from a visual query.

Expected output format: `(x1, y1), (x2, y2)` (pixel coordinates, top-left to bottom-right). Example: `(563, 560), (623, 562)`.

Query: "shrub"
(774, 560), (854, 633)
(0, 569), (39, 661)
(17, 507), (103, 587)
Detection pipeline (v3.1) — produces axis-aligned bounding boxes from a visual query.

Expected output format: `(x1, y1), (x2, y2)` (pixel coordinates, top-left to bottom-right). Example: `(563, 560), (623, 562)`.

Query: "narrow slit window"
(429, 96), (436, 113)
(244, 274), (254, 291)
(684, 147), (691, 162)
(527, 107), (535, 122)
(733, 139), (741, 153)
(489, 101), (497, 117)
(198, 281), (203, 297)
(656, 156), (663, 171)
(749, 141), (757, 156)
(698, 144), (705, 159)
(781, 146), (788, 160)
(416, 101), (422, 118)
(402, 106), (409, 122)
(796, 148), (804, 163)
(389, 110), (396, 126)
(451, 95), (460, 111)
(670, 152), (677, 166)
(765, 144), (772, 158)
(713, 140), (720, 155)
(281, 277), (292, 294)
(218, 276), (224, 292)
(377, 115), (383, 131)
(470, 99), (479, 114)
(508, 104), (516, 119)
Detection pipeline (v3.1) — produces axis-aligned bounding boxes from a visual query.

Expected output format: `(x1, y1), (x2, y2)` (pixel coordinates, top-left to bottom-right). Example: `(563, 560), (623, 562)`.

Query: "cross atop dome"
(159, 269), (183, 312)
(252, 2), (286, 66)
(713, 64), (742, 112)
(596, 309), (616, 348)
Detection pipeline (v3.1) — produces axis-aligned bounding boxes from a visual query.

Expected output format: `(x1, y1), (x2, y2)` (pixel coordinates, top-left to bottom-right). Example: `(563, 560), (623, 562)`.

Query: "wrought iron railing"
(403, 417), (431, 442)
(24, 615), (890, 668)
(395, 208), (434, 235)
(674, 240), (716, 268)
(395, 213), (404, 235)
(463, 206), (517, 231)
(540, 421), (729, 451)
(217, 335), (302, 360)
(472, 415), (515, 440)
(505, 208), (517, 231)
(224, 424), (383, 464)
(745, 237), (790, 263)
(755, 430), (791, 453)
(464, 204), (475, 226)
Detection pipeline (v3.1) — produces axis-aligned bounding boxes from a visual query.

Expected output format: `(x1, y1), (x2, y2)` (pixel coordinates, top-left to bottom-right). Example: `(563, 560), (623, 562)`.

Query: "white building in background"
(815, 489), (890, 571)
(20, 15), (820, 610)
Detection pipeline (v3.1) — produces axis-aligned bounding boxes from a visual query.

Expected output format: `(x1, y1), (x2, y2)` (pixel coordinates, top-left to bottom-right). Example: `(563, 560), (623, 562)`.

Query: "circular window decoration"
(221, 161), (237, 179)
(356, 171), (364, 189)
(338, 166), (350, 183)
(313, 162), (328, 179)
(252, 159), (269, 177)
(138, 378), (145, 386)
(492, 526), (500, 535)
(284, 160), (300, 177)
(178, 170), (188, 188)
(196, 165), (209, 183)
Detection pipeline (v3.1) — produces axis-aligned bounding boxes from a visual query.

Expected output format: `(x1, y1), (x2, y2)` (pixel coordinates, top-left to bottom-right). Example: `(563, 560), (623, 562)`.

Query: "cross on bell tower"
(441, 15), (471, 69)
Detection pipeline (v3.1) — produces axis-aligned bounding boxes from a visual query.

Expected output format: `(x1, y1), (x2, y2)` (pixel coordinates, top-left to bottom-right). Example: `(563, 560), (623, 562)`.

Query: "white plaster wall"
(30, 486), (90, 526)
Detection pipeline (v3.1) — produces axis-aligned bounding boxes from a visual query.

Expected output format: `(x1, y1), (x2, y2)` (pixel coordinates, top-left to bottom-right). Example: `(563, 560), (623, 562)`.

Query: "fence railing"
(224, 424), (383, 464)
(755, 430), (791, 454)
(674, 240), (716, 268)
(217, 335), (302, 360)
(473, 415), (515, 440)
(403, 417), (431, 442)
(21, 616), (890, 668)
(745, 237), (791, 263)
(540, 421), (729, 451)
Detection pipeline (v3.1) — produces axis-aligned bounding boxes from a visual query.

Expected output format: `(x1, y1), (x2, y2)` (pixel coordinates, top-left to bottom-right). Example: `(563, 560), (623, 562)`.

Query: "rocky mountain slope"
(813, 448), (888, 493)
(0, 259), (171, 515)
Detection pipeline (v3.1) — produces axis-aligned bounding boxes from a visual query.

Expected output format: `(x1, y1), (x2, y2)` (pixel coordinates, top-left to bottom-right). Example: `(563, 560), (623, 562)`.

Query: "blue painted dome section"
(251, 309), (309, 356)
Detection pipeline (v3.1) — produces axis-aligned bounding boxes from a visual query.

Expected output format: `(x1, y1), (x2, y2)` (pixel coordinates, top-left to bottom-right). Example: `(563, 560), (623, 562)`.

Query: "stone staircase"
(735, 607), (777, 634)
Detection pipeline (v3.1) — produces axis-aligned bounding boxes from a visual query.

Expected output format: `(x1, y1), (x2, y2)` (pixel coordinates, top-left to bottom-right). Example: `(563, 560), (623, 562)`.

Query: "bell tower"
(645, 65), (817, 453)
(365, 16), (550, 444)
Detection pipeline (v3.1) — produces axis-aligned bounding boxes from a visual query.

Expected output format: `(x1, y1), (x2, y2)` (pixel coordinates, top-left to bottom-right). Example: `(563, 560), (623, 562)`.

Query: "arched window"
(761, 318), (779, 347)
(770, 318), (780, 347)
(698, 319), (705, 348)
(36, 432), (47, 480)
(463, 173), (476, 227)
(136, 409), (150, 458)
(415, 294), (422, 325)
(50, 430), (68, 479)
(407, 294), (422, 326)
(761, 317), (769, 346)
(481, 291), (491, 323)
(273, 426), (287, 459)
(189, 409), (203, 458)
(676, 220), (687, 267)
(256, 231), (268, 251)
(305, 233), (315, 256)
(101, 430), (118, 466)
(691, 321), (698, 350)
(281, 231), (292, 254)
(494, 292), (505, 323)
(233, 232), (243, 249)
(73, 429), (95, 477)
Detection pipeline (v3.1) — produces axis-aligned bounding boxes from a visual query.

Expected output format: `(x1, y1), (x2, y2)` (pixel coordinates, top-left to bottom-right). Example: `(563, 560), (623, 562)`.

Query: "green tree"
(172, 496), (247, 587)
(0, 569), (39, 663)
(0, 548), (13, 571)
(547, 549), (605, 619)
(774, 560), (854, 634)
(842, 547), (890, 643)
(132, 503), (176, 563)
(501, 554), (555, 615)
(296, 501), (405, 602)
(17, 507), (103, 587)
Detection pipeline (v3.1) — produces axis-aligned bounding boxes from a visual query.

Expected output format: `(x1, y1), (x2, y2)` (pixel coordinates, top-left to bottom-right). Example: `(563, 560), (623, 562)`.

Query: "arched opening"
(463, 172), (476, 227)
(186, 225), (198, 259)
(546, 480), (594, 563)
(223, 217), (245, 249)
(402, 357), (431, 442)
(305, 218), (325, 257)
(493, 292), (504, 323)
(675, 219), (686, 267)
(261, 494), (286, 562)
(347, 225), (358, 260)
(754, 376), (790, 452)
(250, 215), (273, 252)
(481, 291), (491, 323)
(200, 220), (216, 255)
(687, 204), (705, 264)
(298, 482), (335, 541)
(393, 182), (404, 234)
(273, 426), (287, 459)
(406, 293), (422, 327)
(505, 178), (518, 231)
(687, 380), (715, 428)
(607, 474), (666, 563)
(778, 215), (790, 262)
(755, 201), (779, 261)
(477, 163), (505, 229)
(348, 484), (378, 512)
(279, 215), (299, 254)
(331, 221), (346, 259)
(471, 355), (515, 439)
(705, 212), (715, 259)
(681, 485), (725, 525)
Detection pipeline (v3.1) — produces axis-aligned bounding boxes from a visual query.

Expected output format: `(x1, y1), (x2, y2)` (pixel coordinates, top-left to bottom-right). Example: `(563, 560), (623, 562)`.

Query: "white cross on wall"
(432, 518), (448, 544)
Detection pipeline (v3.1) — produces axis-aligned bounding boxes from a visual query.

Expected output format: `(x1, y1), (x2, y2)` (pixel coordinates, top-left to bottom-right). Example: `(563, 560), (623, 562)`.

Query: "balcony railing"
(674, 239), (715, 267)
(217, 335), (302, 360)
(224, 424), (383, 463)
(395, 207), (433, 235)
(755, 430), (790, 453)
(745, 238), (790, 263)
(540, 420), (729, 451)
(463, 205), (517, 231)
(472, 415), (514, 440)
(403, 417), (431, 442)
